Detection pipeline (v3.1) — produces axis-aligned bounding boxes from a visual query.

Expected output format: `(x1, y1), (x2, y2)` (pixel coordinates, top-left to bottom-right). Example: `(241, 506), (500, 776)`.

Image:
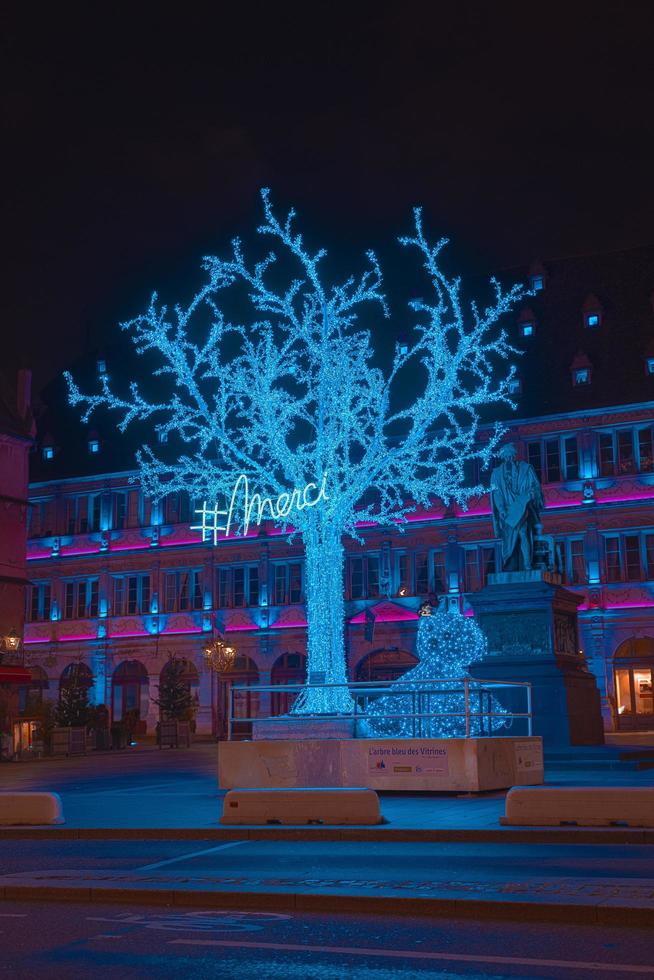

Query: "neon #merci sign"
(191, 473), (329, 545)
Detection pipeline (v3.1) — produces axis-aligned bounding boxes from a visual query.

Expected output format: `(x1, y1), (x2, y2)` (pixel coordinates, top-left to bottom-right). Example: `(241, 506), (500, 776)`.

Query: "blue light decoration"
(66, 190), (524, 715)
(365, 601), (507, 737)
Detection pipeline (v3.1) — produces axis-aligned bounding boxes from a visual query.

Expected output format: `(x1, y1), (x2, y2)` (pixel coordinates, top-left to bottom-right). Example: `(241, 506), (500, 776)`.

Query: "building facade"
(23, 247), (654, 736)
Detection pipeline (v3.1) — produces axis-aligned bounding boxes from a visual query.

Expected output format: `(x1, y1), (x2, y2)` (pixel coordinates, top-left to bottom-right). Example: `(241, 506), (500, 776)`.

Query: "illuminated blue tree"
(365, 602), (507, 737)
(66, 190), (523, 714)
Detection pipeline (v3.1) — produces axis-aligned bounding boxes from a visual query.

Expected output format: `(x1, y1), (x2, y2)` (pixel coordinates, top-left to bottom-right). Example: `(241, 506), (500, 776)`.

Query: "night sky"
(4, 3), (654, 399)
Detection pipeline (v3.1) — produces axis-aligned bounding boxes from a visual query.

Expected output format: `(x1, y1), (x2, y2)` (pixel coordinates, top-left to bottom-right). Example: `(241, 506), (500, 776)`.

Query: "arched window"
(271, 651), (307, 715)
(613, 637), (654, 731)
(160, 657), (199, 693)
(112, 660), (148, 723)
(18, 666), (50, 716)
(60, 662), (93, 694)
(355, 648), (418, 683)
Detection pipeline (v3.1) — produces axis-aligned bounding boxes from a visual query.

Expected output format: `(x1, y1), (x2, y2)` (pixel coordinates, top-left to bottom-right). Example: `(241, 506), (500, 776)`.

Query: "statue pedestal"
(467, 573), (604, 748)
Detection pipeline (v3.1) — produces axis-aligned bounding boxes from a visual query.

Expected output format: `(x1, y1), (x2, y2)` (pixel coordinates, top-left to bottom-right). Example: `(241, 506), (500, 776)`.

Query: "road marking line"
(168, 939), (654, 974)
(137, 840), (247, 871)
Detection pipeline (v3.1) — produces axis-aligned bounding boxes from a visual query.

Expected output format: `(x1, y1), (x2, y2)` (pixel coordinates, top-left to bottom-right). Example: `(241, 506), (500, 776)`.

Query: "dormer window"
(158, 430), (168, 444)
(529, 275), (544, 292)
(582, 293), (603, 330)
(508, 378), (522, 396)
(646, 357), (654, 375)
(97, 359), (107, 374)
(570, 351), (592, 388)
(88, 439), (100, 454)
(42, 446), (54, 461)
(520, 321), (534, 338)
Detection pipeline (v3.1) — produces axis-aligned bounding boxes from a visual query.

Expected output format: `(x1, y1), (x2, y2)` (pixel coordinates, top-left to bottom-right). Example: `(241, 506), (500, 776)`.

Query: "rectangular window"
(433, 550), (446, 593)
(598, 433), (615, 477)
(464, 550), (480, 593)
(527, 442), (542, 482)
(367, 556), (380, 598)
(217, 567), (231, 608)
(289, 563), (302, 603)
(604, 538), (621, 582)
(638, 428), (654, 473)
(248, 566), (259, 605)
(63, 579), (99, 619)
(416, 553), (429, 595)
(350, 557), (364, 600)
(646, 535), (654, 579)
(570, 539), (586, 585)
(624, 535), (642, 581)
(274, 565), (286, 605)
(480, 546), (496, 587)
(88, 495), (102, 532)
(27, 583), (51, 622)
(233, 567), (246, 607)
(617, 431), (636, 474)
(164, 491), (192, 524)
(113, 492), (127, 530)
(163, 569), (203, 612)
(545, 439), (561, 483)
(113, 574), (150, 616)
(398, 554), (411, 595)
(564, 436), (579, 480)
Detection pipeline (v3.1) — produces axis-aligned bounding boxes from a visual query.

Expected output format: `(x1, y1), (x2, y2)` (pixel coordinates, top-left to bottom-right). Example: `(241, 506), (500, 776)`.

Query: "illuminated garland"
(66, 189), (524, 715)
(366, 603), (508, 737)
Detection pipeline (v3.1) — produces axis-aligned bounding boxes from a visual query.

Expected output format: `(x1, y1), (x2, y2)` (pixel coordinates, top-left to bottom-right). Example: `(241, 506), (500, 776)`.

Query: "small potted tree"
(153, 656), (195, 748)
(52, 666), (91, 755)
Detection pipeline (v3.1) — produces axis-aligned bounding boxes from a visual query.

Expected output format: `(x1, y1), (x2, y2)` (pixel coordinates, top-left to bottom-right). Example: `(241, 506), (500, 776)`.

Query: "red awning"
(0, 667), (32, 684)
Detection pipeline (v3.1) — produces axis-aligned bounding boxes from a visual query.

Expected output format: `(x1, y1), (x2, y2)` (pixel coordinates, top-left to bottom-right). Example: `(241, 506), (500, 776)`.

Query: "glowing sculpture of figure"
(366, 602), (508, 737)
(66, 190), (523, 714)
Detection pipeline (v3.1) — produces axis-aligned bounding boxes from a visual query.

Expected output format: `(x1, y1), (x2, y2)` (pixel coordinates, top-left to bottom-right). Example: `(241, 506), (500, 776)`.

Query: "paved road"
(2, 838), (654, 918)
(3, 743), (653, 832)
(1, 899), (653, 978)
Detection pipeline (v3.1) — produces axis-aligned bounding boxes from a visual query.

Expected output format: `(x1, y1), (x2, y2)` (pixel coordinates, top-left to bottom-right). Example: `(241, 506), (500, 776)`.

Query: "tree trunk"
(292, 525), (354, 714)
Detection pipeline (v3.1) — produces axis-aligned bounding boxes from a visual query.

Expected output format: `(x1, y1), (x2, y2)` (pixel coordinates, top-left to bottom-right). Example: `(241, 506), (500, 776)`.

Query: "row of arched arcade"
(21, 637), (654, 735)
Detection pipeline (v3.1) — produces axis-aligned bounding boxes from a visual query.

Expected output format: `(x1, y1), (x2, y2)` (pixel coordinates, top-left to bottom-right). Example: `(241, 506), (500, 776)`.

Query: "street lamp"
(4, 630), (21, 652)
(203, 636), (237, 738)
(2, 629), (23, 664)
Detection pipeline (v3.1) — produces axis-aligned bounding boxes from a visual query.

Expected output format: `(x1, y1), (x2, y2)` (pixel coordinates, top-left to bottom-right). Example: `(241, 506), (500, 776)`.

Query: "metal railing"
(227, 676), (532, 740)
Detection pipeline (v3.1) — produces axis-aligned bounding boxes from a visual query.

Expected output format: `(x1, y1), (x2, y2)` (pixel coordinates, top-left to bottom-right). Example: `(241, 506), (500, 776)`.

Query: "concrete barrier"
(0, 792), (64, 826)
(221, 787), (381, 825)
(501, 786), (654, 827)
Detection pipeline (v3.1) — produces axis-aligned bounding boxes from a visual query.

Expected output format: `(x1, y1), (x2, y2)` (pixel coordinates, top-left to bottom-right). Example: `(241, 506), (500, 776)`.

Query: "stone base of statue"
(467, 571), (604, 748)
(219, 735), (544, 793)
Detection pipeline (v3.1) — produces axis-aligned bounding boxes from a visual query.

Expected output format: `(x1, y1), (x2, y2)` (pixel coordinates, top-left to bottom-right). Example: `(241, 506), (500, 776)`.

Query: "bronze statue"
(490, 443), (544, 571)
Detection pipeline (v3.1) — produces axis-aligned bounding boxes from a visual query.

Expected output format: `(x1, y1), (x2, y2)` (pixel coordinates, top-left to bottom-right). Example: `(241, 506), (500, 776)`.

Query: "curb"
(1, 881), (653, 927)
(1, 826), (654, 844)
